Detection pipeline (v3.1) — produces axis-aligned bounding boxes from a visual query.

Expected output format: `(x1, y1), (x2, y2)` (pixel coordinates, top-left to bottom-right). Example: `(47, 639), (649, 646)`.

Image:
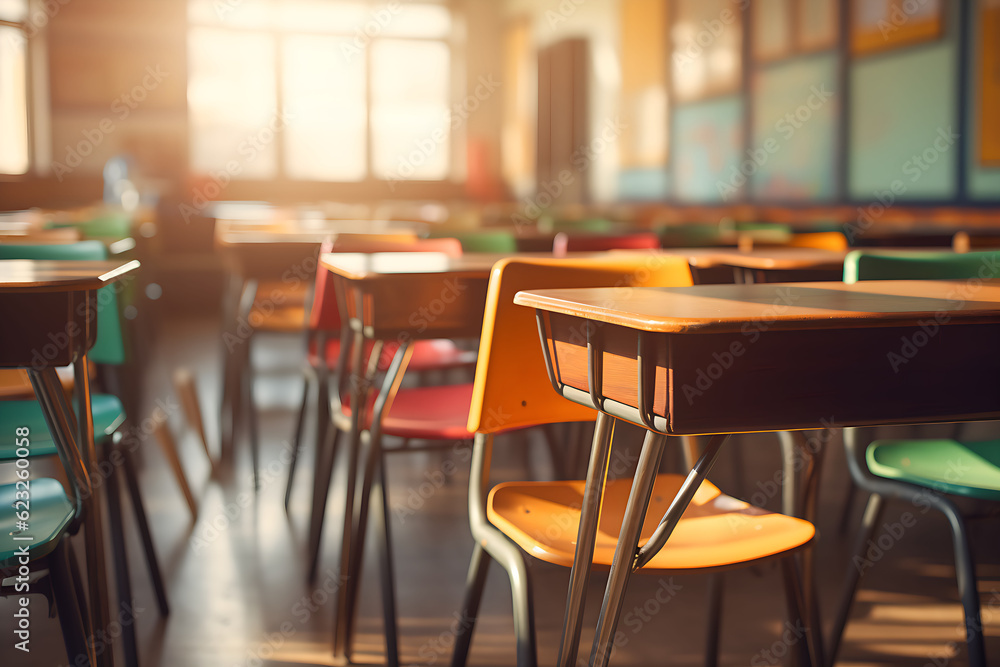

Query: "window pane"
(188, 27), (278, 178)
(188, 0), (275, 29)
(278, 1), (368, 32)
(0, 26), (29, 174)
(371, 39), (450, 180)
(282, 34), (366, 181)
(381, 3), (452, 39)
(0, 0), (27, 22)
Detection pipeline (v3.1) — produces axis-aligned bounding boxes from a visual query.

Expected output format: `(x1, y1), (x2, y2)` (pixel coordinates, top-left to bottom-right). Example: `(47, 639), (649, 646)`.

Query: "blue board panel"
(672, 95), (743, 202)
(750, 52), (838, 201)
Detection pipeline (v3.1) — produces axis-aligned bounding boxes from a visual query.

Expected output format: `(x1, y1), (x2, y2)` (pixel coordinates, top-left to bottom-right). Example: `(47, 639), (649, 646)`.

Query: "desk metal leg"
(332, 331), (369, 665)
(587, 430), (668, 667)
(589, 432), (728, 667)
(30, 367), (100, 667)
(557, 412), (616, 667)
(344, 343), (410, 661)
(74, 354), (116, 667)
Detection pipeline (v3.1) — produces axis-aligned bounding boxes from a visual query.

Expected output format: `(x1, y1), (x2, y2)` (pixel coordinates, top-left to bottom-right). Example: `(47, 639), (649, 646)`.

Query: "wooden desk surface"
(514, 280), (1000, 334)
(0, 259), (140, 292)
(319, 251), (631, 281)
(214, 218), (427, 246)
(518, 280), (1000, 434)
(681, 247), (848, 271)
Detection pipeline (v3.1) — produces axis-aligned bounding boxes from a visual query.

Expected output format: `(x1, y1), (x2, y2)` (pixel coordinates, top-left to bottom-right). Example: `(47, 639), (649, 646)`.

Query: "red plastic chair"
(285, 236), (476, 510)
(552, 231), (661, 256)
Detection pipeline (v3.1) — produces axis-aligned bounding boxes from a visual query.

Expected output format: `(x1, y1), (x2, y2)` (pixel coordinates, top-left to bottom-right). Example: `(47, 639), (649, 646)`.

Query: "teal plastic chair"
(829, 250), (1000, 667)
(0, 390), (93, 667)
(0, 241), (166, 667)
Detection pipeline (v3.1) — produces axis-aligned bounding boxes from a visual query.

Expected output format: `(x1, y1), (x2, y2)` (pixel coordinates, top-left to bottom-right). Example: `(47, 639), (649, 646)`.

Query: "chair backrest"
(308, 236), (463, 332)
(552, 232), (661, 256)
(0, 241), (125, 364)
(435, 229), (518, 253)
(469, 255), (693, 434)
(787, 231), (848, 251)
(843, 249), (1000, 283)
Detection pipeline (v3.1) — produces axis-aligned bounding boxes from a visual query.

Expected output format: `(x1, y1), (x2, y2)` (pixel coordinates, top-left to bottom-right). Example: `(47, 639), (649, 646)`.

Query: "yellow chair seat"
(488, 475), (815, 571)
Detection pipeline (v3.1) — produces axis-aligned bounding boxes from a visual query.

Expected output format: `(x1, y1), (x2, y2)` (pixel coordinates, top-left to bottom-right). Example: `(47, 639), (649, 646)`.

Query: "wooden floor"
(3, 314), (1000, 666)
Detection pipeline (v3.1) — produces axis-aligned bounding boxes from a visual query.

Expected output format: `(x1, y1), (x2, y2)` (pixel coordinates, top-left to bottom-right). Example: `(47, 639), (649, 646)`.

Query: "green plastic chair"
(430, 229), (518, 253)
(0, 241), (167, 667)
(829, 249), (1000, 667)
(0, 418), (92, 665)
(551, 217), (616, 233)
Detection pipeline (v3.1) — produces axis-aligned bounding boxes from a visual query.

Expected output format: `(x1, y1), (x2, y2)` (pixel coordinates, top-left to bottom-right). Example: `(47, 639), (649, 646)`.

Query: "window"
(187, 0), (457, 183)
(0, 0), (30, 175)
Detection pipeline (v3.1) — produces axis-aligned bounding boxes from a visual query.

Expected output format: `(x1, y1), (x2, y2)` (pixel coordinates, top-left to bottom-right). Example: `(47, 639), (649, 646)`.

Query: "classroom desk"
(213, 218), (428, 470)
(319, 251), (523, 664)
(0, 258), (140, 667)
(513, 279), (1000, 667)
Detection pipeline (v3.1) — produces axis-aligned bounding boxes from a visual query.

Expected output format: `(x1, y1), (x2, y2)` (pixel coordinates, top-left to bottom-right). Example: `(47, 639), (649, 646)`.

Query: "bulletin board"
(852, 0), (943, 56)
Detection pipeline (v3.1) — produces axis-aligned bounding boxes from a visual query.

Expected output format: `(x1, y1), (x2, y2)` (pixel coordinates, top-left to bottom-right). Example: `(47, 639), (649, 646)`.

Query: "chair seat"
(0, 393), (125, 460)
(341, 383), (475, 441)
(251, 304), (308, 333)
(488, 475), (815, 570)
(867, 439), (1000, 502)
(309, 338), (477, 372)
(0, 478), (75, 567)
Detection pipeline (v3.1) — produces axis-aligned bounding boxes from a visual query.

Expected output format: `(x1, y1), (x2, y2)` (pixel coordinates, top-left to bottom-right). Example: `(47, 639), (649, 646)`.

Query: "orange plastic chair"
(450, 256), (817, 667)
(786, 231), (849, 251)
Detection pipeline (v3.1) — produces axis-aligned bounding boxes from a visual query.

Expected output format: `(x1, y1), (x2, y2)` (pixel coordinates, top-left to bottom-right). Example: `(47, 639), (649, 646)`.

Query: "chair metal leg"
(121, 448), (170, 617)
(781, 557), (818, 667)
(49, 540), (93, 667)
(587, 430), (668, 667)
(372, 451), (400, 667)
(243, 342), (260, 490)
(450, 542), (491, 667)
(307, 425), (341, 583)
(827, 492), (884, 666)
(66, 540), (93, 643)
(705, 573), (724, 667)
(105, 447), (140, 667)
(467, 433), (538, 667)
(938, 497), (986, 667)
(284, 372), (312, 512)
(557, 412), (616, 667)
